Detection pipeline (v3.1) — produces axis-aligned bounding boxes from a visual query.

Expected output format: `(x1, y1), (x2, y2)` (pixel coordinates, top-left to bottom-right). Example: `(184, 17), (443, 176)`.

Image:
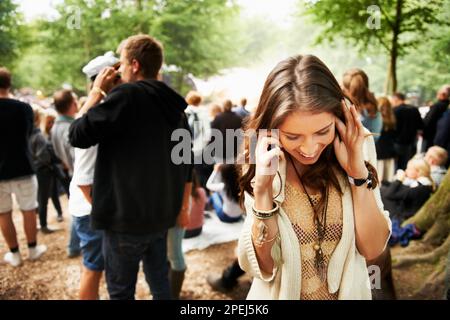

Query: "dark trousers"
(394, 143), (415, 170)
(36, 168), (62, 228)
(367, 248), (396, 300)
(103, 230), (171, 300)
(222, 259), (245, 288)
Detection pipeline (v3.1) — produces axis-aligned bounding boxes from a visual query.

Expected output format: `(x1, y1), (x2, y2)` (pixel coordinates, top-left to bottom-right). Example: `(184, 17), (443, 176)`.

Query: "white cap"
(82, 51), (119, 79)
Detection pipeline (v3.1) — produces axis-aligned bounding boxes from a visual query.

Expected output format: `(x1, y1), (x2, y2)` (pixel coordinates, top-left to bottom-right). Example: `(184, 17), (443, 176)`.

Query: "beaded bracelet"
(252, 201), (279, 219)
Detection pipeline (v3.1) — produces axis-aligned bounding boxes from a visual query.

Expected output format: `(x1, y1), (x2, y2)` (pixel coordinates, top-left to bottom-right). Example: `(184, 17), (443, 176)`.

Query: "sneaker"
(28, 244), (47, 261)
(4, 252), (23, 267)
(40, 226), (55, 234)
(57, 216), (64, 222)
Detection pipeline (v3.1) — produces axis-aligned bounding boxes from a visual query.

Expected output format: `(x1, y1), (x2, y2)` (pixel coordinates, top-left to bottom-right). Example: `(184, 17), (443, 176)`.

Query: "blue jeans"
(68, 220), (81, 255)
(167, 225), (186, 271)
(73, 215), (104, 271)
(210, 193), (241, 223)
(103, 230), (171, 300)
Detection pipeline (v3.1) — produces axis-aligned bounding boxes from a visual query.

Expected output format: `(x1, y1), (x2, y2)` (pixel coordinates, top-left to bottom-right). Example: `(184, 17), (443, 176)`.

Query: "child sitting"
(381, 158), (435, 222)
(424, 146), (448, 188)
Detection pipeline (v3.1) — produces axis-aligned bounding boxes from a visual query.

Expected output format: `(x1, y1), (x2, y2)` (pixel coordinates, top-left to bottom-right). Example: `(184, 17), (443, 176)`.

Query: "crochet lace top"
(282, 182), (343, 300)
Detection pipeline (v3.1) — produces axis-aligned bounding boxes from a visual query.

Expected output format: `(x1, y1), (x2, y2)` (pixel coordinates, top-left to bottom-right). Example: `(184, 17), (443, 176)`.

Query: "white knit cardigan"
(238, 133), (392, 300)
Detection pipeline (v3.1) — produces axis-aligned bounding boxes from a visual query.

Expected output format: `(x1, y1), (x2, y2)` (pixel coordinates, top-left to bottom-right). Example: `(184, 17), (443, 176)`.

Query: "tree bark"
(402, 170), (450, 239)
(384, 0), (402, 94)
(393, 233), (450, 268)
(411, 256), (447, 299)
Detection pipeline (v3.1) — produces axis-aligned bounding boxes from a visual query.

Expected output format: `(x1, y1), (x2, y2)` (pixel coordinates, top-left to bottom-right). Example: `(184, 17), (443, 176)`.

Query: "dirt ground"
(0, 196), (441, 300)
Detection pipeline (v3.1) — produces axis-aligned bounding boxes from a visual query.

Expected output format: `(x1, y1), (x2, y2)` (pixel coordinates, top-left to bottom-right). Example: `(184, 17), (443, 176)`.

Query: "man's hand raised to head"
(76, 67), (121, 117)
(93, 67), (120, 94)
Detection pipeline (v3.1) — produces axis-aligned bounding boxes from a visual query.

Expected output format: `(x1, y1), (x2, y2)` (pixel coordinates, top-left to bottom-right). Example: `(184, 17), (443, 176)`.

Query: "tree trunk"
(384, 0), (402, 94)
(135, 0), (143, 11)
(412, 257), (447, 299)
(393, 233), (450, 268)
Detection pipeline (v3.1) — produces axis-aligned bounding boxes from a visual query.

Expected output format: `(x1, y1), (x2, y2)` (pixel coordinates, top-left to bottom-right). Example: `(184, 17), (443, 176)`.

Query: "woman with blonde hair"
(342, 68), (382, 140)
(376, 97), (397, 182)
(238, 55), (391, 300)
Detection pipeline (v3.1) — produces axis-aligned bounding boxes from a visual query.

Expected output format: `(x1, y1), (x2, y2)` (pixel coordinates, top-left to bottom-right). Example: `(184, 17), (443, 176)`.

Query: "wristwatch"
(348, 170), (373, 189)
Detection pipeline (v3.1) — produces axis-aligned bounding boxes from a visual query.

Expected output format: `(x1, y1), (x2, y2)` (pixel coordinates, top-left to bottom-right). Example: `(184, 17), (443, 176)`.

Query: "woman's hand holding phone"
(254, 134), (283, 196)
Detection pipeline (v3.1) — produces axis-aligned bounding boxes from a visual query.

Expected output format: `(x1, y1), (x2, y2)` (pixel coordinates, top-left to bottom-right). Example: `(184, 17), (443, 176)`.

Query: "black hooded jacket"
(69, 79), (192, 234)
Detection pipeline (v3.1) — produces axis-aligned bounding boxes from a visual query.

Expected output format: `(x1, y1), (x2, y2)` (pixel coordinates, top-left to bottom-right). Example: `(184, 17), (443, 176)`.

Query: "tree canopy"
(304, 0), (449, 94)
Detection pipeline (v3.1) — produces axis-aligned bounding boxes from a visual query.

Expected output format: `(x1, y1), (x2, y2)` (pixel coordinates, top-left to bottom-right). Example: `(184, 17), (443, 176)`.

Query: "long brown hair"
(240, 55), (355, 207)
(342, 68), (378, 116)
(377, 96), (396, 131)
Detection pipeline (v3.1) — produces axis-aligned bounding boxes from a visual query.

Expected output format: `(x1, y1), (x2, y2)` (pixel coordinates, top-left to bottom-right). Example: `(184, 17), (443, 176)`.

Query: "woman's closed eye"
(285, 129), (330, 140)
(285, 135), (299, 141)
(316, 129), (330, 136)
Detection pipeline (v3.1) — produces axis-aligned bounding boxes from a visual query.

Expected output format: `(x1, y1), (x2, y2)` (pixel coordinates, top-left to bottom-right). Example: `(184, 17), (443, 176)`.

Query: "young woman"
(238, 55), (391, 300)
(342, 68), (382, 140)
(207, 163), (243, 223)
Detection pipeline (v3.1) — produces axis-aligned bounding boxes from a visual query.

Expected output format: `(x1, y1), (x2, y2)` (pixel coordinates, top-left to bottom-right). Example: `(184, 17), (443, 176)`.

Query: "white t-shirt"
(206, 169), (242, 218)
(185, 105), (211, 158)
(68, 146), (98, 217)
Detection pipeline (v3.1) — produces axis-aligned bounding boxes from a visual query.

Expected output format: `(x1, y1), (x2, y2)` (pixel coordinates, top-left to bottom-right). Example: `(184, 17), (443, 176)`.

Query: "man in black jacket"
(422, 85), (450, 152)
(210, 99), (243, 163)
(391, 92), (424, 170)
(69, 35), (192, 300)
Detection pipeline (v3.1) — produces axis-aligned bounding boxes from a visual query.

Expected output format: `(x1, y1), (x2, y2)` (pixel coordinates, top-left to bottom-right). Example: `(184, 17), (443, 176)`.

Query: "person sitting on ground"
(423, 146), (448, 187)
(381, 158), (435, 222)
(206, 163), (243, 223)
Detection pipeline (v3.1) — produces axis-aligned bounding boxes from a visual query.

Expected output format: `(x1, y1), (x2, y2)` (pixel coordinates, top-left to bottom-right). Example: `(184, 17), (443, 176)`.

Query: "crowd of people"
(0, 33), (449, 300)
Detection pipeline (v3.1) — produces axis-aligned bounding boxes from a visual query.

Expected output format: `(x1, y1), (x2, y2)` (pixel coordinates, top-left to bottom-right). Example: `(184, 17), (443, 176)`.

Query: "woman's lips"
(299, 151), (317, 159)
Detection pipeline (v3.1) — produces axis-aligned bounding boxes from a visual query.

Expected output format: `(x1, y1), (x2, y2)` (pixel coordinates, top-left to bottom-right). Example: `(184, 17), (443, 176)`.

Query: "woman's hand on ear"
(333, 100), (368, 179)
(254, 135), (284, 193)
